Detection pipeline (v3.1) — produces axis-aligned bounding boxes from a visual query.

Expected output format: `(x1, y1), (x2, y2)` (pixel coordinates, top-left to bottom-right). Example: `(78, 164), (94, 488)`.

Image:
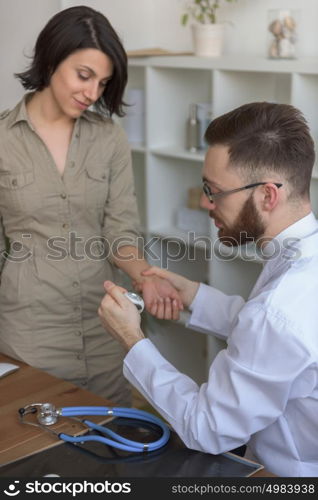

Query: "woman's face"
(48, 48), (113, 118)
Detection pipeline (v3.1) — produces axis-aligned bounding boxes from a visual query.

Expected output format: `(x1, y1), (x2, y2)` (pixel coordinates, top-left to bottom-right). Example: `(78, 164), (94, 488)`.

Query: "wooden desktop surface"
(0, 353), (113, 466)
(0, 353), (275, 476)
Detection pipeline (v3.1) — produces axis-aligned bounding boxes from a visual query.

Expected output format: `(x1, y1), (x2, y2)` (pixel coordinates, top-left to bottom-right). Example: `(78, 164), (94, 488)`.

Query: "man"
(98, 102), (318, 477)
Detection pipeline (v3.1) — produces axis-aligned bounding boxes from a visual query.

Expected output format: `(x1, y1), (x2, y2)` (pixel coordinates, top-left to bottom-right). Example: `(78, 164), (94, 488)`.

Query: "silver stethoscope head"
(19, 402), (62, 427)
(124, 292), (144, 313)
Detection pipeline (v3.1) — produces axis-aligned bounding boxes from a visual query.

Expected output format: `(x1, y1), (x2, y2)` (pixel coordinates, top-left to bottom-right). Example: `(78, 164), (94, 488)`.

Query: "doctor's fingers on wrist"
(146, 268), (187, 294)
(141, 266), (174, 281)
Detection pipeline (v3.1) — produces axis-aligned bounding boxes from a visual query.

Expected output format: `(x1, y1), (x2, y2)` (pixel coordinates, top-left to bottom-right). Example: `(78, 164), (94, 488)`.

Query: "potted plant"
(181, 0), (237, 57)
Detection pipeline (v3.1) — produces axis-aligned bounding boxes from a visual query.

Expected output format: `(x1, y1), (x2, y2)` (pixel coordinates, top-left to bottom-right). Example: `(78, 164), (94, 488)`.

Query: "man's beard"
(215, 194), (266, 247)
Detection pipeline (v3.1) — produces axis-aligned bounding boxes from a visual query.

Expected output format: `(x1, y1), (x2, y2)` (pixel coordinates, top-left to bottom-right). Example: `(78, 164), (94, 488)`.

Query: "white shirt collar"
(262, 212), (318, 260)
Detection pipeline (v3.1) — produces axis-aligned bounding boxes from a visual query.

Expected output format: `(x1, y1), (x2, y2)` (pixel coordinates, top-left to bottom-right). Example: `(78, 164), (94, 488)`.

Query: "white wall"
(62, 0), (156, 50)
(0, 0), (60, 110)
(62, 0), (318, 56)
(1, 0), (318, 110)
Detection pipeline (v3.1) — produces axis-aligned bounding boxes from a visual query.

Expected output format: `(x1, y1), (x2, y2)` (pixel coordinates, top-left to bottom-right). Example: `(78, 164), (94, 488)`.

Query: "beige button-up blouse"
(0, 95), (141, 405)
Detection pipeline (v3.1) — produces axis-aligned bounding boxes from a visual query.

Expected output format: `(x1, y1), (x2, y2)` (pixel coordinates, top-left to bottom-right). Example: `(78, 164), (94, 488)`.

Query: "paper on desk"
(0, 362), (19, 378)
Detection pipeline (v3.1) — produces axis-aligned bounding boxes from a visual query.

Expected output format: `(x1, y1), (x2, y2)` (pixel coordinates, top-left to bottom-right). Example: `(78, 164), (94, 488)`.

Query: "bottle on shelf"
(197, 102), (213, 150)
(186, 103), (200, 153)
(122, 88), (145, 144)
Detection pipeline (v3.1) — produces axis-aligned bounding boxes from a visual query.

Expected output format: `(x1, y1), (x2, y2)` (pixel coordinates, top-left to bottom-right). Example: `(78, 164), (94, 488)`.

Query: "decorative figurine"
(267, 10), (298, 59)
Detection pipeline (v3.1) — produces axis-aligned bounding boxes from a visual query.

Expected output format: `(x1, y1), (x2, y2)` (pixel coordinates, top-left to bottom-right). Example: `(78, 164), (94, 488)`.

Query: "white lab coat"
(124, 213), (318, 477)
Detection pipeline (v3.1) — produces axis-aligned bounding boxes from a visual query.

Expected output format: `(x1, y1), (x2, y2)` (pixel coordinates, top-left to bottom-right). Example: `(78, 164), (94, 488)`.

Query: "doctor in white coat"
(98, 101), (318, 477)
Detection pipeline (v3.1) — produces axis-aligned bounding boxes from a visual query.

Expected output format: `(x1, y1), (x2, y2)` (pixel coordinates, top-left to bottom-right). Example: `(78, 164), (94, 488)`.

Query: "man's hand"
(134, 267), (200, 310)
(98, 281), (145, 352)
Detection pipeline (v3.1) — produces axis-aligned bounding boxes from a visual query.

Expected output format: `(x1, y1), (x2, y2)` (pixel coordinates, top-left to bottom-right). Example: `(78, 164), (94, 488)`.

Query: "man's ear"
(261, 183), (281, 212)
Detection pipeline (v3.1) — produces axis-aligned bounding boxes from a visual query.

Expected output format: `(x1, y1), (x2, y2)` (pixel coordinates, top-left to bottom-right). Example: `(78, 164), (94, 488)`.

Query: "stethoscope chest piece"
(37, 403), (59, 425)
(124, 292), (145, 313)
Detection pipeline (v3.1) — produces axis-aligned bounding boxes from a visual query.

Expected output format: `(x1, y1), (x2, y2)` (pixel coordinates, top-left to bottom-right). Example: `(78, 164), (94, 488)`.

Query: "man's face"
(216, 192), (266, 246)
(201, 145), (266, 246)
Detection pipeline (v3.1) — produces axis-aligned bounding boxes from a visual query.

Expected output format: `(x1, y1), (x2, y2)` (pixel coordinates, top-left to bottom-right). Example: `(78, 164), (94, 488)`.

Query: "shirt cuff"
(188, 282), (208, 312)
(124, 338), (159, 372)
(187, 283), (244, 339)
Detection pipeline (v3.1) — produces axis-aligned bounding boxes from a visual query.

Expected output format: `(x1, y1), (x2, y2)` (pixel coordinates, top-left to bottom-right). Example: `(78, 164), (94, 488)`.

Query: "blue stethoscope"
(19, 403), (170, 452)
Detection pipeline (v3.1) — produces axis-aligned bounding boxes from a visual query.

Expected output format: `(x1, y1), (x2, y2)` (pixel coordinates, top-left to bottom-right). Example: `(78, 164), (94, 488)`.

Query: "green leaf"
(182, 0), (238, 25)
(181, 13), (189, 26)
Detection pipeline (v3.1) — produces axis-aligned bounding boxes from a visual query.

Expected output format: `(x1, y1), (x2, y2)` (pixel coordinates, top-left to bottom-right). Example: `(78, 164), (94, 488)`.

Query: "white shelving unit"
(122, 55), (318, 384)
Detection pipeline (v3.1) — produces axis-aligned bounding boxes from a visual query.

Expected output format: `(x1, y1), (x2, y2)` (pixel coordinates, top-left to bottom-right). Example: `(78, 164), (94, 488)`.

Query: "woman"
(0, 6), (181, 406)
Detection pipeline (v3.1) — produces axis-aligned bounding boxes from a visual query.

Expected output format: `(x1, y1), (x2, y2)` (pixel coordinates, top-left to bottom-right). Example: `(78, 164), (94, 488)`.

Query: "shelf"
(126, 52), (318, 379)
(128, 55), (318, 75)
(151, 146), (206, 162)
(130, 143), (146, 153)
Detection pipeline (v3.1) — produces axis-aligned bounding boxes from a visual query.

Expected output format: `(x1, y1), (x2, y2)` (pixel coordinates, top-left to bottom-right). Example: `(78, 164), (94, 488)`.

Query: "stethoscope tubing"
(59, 406), (170, 452)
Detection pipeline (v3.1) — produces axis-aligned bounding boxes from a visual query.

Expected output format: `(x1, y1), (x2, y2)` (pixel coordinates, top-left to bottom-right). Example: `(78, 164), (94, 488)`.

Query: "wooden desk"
(0, 353), (113, 466)
(251, 468), (276, 477)
(0, 354), (275, 477)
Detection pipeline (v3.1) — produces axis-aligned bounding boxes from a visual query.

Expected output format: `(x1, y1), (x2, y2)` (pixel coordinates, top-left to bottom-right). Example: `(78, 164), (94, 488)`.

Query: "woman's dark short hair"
(15, 5), (127, 116)
(204, 102), (315, 200)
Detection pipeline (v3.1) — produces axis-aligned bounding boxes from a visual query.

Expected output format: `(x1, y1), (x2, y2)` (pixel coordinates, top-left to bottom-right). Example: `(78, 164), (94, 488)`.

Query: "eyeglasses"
(202, 181), (283, 204)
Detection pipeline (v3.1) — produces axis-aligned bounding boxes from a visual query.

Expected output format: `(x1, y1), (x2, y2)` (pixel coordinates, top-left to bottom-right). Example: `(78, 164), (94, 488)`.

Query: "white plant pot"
(191, 23), (225, 57)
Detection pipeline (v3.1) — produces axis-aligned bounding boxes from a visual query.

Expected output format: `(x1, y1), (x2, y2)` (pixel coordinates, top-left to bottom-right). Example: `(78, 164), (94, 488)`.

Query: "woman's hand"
(132, 268), (200, 320)
(135, 266), (200, 307)
(133, 275), (183, 321)
(98, 281), (145, 351)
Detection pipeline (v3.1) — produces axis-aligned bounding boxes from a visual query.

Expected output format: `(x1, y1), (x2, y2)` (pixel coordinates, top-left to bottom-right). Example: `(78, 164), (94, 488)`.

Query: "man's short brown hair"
(204, 102), (315, 200)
